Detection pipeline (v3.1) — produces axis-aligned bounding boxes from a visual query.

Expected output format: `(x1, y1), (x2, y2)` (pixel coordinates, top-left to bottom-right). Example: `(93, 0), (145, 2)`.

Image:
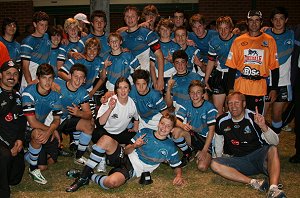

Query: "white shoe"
(96, 157), (106, 172)
(282, 125), (292, 132)
(266, 186), (287, 198)
(29, 169), (47, 184)
(74, 156), (87, 166)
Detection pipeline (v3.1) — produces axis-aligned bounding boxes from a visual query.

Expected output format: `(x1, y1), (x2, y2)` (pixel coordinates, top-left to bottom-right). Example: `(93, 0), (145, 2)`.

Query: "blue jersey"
(132, 128), (181, 167)
(22, 84), (62, 123)
(183, 45), (201, 73)
(129, 86), (167, 124)
(265, 28), (294, 86)
(169, 71), (203, 106)
(208, 34), (237, 71)
(188, 30), (218, 63)
(61, 57), (104, 90)
(57, 41), (80, 62)
(102, 51), (139, 91)
(177, 100), (217, 137)
(120, 27), (159, 57)
(55, 78), (90, 119)
(48, 47), (59, 76)
(74, 33), (110, 57)
(0, 36), (21, 63)
(20, 34), (51, 64)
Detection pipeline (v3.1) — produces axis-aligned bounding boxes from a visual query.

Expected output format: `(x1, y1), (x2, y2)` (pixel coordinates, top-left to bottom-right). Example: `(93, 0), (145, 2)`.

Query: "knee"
(96, 135), (116, 149)
(268, 146), (279, 157)
(38, 165), (48, 171)
(197, 164), (209, 172)
(105, 177), (123, 189)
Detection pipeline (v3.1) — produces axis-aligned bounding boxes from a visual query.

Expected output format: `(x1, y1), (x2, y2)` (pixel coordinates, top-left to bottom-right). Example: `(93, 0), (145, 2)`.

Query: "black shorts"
(93, 121), (136, 145)
(265, 85), (292, 102)
(38, 138), (59, 165)
(190, 131), (212, 154)
(57, 117), (81, 135)
(106, 144), (134, 181)
(245, 95), (264, 114)
(208, 69), (229, 95)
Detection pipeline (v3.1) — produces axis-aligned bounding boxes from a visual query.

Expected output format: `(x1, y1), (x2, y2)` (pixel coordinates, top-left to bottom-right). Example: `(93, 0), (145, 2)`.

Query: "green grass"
(11, 131), (300, 198)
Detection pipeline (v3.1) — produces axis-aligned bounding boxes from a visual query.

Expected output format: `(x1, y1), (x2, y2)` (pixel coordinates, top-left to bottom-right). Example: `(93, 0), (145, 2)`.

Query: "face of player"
(66, 24), (79, 39)
(144, 12), (157, 28)
(51, 34), (61, 47)
(192, 22), (206, 38)
(159, 25), (172, 39)
(247, 16), (262, 34)
(217, 23), (232, 40)
(34, 20), (48, 36)
(124, 9), (140, 29)
(174, 29), (187, 47)
(108, 36), (122, 52)
(5, 22), (17, 37)
(135, 79), (148, 95)
(38, 74), (54, 94)
(116, 81), (130, 100)
(92, 17), (106, 34)
(189, 85), (204, 106)
(157, 118), (174, 138)
(227, 94), (246, 120)
(0, 68), (19, 90)
(173, 12), (185, 28)
(85, 45), (99, 61)
(174, 58), (187, 74)
(271, 13), (287, 32)
(69, 70), (86, 90)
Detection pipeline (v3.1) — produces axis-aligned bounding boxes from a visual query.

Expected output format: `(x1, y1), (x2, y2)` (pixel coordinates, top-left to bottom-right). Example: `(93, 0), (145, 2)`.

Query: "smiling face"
(156, 117), (174, 138)
(124, 9), (139, 30)
(5, 22), (17, 37)
(174, 29), (187, 47)
(85, 45), (99, 61)
(33, 20), (48, 36)
(66, 24), (79, 40)
(217, 23), (232, 40)
(247, 16), (262, 35)
(191, 21), (206, 38)
(189, 85), (204, 106)
(173, 57), (187, 74)
(69, 70), (86, 90)
(271, 13), (287, 33)
(37, 74), (54, 94)
(108, 36), (122, 52)
(0, 67), (19, 90)
(227, 93), (246, 120)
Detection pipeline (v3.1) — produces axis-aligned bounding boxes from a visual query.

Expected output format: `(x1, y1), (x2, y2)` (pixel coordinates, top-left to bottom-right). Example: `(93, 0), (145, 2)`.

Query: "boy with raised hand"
(22, 64), (62, 185)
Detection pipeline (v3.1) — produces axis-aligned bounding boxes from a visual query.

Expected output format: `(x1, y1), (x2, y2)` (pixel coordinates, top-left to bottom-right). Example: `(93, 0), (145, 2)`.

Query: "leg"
(196, 150), (212, 172)
(212, 94), (226, 117)
(266, 146), (280, 186)
(0, 144), (12, 197)
(75, 119), (94, 159)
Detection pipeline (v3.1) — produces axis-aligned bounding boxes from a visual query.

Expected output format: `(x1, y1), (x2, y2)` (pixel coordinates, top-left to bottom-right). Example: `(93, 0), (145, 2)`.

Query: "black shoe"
(66, 177), (89, 192)
(180, 153), (193, 168)
(59, 148), (73, 157)
(289, 154), (300, 163)
(66, 169), (81, 178)
(69, 141), (78, 152)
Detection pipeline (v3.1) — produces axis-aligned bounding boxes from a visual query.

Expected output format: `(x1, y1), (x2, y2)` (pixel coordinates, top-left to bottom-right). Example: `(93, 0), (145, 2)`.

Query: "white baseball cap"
(74, 13), (90, 24)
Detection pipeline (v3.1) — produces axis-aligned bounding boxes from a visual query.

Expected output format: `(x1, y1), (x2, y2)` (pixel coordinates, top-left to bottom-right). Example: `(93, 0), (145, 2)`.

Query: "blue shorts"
(213, 145), (272, 176)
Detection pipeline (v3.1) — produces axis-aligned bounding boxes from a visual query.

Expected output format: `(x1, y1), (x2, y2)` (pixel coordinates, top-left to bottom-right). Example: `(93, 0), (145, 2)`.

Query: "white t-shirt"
(96, 95), (139, 134)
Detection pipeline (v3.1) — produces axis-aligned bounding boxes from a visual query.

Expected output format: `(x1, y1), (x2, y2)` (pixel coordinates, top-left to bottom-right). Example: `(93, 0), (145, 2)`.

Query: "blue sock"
(28, 143), (41, 171)
(272, 121), (282, 129)
(91, 174), (109, 190)
(78, 132), (92, 152)
(73, 131), (82, 145)
(172, 137), (188, 152)
(86, 144), (106, 169)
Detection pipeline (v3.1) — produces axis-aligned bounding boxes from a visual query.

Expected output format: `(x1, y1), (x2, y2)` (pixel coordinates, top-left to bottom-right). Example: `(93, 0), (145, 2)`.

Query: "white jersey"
(96, 95), (139, 135)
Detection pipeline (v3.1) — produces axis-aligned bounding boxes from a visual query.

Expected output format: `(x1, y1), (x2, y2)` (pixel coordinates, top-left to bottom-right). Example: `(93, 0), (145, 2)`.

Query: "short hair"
(84, 37), (101, 55)
(70, 63), (87, 77)
(172, 49), (188, 62)
(270, 7), (289, 20)
(173, 8), (185, 17)
(174, 26), (187, 35)
(216, 16), (234, 29)
(33, 11), (49, 23)
(132, 69), (150, 85)
(64, 18), (79, 32)
(124, 6), (140, 16)
(156, 18), (174, 32)
(91, 10), (107, 23)
(189, 13), (206, 27)
(235, 19), (248, 33)
(226, 91), (246, 104)
(36, 63), (54, 78)
(47, 25), (63, 37)
(159, 113), (177, 128)
(2, 17), (18, 36)
(188, 80), (206, 94)
(142, 4), (159, 19)
(114, 77), (131, 94)
(108, 32), (123, 43)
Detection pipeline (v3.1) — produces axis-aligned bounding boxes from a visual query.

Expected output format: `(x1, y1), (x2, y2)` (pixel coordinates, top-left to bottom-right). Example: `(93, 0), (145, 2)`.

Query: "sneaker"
(74, 156), (87, 166)
(180, 152), (194, 168)
(69, 141), (78, 152)
(266, 186), (287, 198)
(281, 125), (292, 132)
(289, 154), (300, 163)
(95, 157), (106, 173)
(250, 178), (269, 192)
(29, 169), (47, 185)
(66, 169), (81, 178)
(65, 177), (89, 192)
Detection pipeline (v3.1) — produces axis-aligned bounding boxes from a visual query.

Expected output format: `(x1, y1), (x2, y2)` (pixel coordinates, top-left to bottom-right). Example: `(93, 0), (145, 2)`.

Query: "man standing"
(226, 10), (279, 114)
(0, 60), (26, 197)
(211, 92), (286, 198)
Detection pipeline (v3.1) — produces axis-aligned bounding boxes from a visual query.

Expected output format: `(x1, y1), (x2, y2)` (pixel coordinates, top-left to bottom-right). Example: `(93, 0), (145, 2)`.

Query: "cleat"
(95, 157), (106, 173)
(69, 141), (78, 152)
(66, 177), (89, 192)
(74, 156), (87, 166)
(29, 169), (47, 185)
(281, 125), (292, 132)
(266, 186), (287, 198)
(66, 169), (81, 178)
(250, 178), (269, 192)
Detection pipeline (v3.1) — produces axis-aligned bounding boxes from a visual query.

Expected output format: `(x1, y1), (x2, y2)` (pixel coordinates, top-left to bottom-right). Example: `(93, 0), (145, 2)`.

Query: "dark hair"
(36, 63), (54, 78)
(159, 113), (177, 128)
(47, 25), (63, 37)
(235, 19), (248, 33)
(2, 17), (19, 38)
(124, 6), (140, 16)
(132, 69), (150, 85)
(172, 49), (188, 62)
(173, 8), (185, 17)
(70, 63), (87, 77)
(270, 7), (288, 21)
(188, 80), (206, 94)
(33, 11), (49, 23)
(114, 77), (131, 94)
(91, 10), (107, 24)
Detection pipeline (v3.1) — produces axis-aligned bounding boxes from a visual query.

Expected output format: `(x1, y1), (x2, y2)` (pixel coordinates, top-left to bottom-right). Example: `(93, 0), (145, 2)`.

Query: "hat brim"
(81, 20), (90, 24)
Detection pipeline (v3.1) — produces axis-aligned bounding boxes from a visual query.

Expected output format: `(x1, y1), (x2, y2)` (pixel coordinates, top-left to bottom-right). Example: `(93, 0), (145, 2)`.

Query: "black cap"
(0, 60), (20, 73)
(247, 10), (263, 19)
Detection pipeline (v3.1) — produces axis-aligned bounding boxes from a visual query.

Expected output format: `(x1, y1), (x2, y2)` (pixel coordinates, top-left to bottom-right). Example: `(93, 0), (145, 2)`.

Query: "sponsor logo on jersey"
(261, 41), (269, 47)
(241, 41), (248, 46)
(243, 126), (251, 134)
(231, 139), (240, 145)
(242, 66), (260, 76)
(136, 36), (144, 41)
(244, 49), (264, 65)
(112, 113), (118, 119)
(1, 100), (7, 107)
(234, 124), (240, 128)
(224, 126), (231, 132)
(5, 112), (13, 122)
(285, 39), (293, 46)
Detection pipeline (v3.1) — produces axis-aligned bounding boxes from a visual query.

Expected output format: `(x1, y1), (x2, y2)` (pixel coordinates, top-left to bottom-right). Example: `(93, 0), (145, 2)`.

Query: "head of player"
(246, 10), (263, 36)
(188, 80), (206, 106)
(172, 50), (188, 75)
(67, 63), (87, 91)
(0, 60), (20, 90)
(189, 13), (207, 38)
(114, 77), (131, 102)
(32, 11), (49, 37)
(36, 63), (55, 94)
(270, 7), (288, 34)
(227, 92), (247, 120)
(216, 16), (234, 40)
(156, 113), (177, 139)
(132, 69), (150, 95)
(84, 37), (100, 61)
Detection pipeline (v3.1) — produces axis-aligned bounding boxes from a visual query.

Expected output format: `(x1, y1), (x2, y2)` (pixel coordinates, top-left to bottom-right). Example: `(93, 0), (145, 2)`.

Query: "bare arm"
(22, 59), (32, 84)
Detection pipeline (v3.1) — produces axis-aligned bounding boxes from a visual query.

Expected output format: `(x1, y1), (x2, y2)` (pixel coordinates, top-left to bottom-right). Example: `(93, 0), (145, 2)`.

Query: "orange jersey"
(0, 41), (10, 67)
(226, 33), (279, 96)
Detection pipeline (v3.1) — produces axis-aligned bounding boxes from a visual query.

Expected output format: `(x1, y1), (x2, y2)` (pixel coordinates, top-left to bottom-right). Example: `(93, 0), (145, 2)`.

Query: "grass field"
(11, 130), (300, 198)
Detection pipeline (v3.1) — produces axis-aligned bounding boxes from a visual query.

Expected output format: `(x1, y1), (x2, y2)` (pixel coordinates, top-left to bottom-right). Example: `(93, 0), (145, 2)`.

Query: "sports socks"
(73, 131), (82, 146)
(172, 136), (190, 154)
(76, 132), (92, 158)
(28, 143), (41, 171)
(91, 174), (109, 190)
